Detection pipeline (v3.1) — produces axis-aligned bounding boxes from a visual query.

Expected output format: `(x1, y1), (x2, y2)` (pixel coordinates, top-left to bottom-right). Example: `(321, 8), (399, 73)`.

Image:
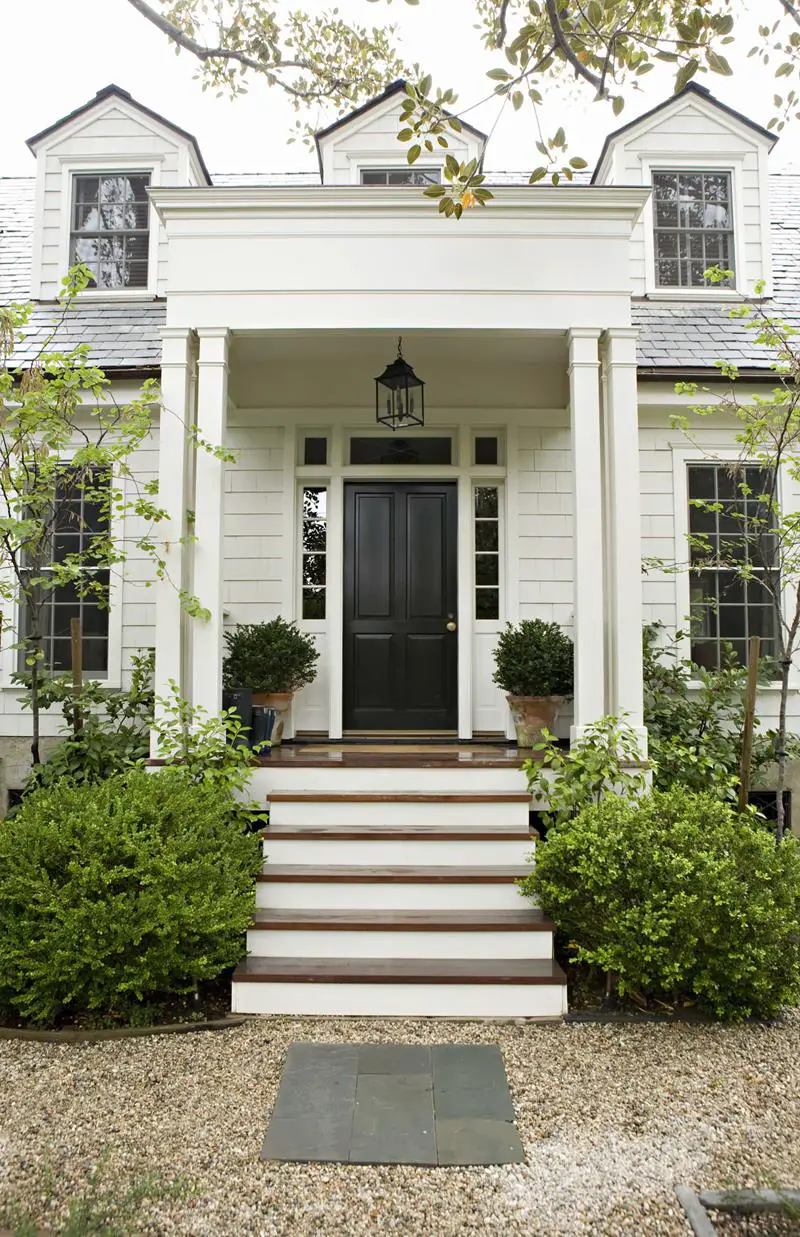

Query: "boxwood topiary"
(492, 619), (574, 698)
(222, 618), (319, 694)
(0, 769), (262, 1026)
(524, 786), (800, 1020)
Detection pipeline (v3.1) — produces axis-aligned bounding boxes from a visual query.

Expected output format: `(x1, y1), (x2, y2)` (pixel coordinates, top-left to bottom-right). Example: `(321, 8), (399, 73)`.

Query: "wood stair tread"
(250, 908), (552, 930)
(264, 824), (533, 840)
(267, 792), (530, 803)
(257, 865), (531, 883)
(233, 957), (567, 985)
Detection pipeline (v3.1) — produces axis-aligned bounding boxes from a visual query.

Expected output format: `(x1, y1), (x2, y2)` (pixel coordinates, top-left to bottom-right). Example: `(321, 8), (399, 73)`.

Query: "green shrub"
(0, 769), (262, 1026)
(492, 619), (573, 697)
(222, 618), (319, 694)
(523, 786), (800, 1020)
(524, 715), (647, 828)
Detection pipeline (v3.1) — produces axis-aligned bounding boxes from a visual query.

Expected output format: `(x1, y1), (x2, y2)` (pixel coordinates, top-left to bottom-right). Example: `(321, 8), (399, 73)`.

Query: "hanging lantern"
(375, 337), (425, 431)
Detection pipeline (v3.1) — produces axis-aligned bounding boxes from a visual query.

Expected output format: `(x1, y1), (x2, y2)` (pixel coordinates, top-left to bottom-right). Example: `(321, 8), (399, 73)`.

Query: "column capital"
(603, 326), (639, 369)
(568, 328), (601, 370)
(196, 327), (230, 366)
(160, 326), (196, 368)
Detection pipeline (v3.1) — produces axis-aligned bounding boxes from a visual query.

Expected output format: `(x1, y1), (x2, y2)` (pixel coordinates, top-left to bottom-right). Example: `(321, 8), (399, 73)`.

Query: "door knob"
(446, 620), (457, 632)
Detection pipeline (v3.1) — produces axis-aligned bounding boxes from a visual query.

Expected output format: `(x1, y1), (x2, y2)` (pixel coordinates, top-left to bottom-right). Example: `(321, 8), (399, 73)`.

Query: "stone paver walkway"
(260, 1041), (524, 1166)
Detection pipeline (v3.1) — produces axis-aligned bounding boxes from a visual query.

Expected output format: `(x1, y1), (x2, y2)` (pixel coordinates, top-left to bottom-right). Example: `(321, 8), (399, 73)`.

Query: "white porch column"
(152, 327), (195, 751)
(192, 328), (229, 718)
(569, 328), (606, 740)
(604, 327), (646, 748)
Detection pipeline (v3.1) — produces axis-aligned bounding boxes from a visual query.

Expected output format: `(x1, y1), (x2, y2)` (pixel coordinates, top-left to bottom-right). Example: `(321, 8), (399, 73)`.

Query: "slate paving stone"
(432, 1044), (516, 1122)
(436, 1118), (524, 1166)
(350, 1074), (436, 1165)
(261, 1041), (522, 1166)
(358, 1043), (432, 1074)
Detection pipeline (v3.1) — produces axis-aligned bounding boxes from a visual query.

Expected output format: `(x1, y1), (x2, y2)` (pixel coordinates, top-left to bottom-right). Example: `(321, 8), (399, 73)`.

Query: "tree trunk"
(29, 639), (41, 767)
(776, 654), (792, 842)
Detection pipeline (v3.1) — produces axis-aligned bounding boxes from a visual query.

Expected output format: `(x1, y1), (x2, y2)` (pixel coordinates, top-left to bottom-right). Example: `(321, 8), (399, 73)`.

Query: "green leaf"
(569, 157), (588, 170)
(675, 58), (700, 92)
(707, 50), (733, 76)
(408, 144), (421, 164)
(397, 128), (414, 142)
(423, 184), (446, 197)
(612, 95), (625, 116)
(529, 167), (547, 184)
(487, 67), (513, 80)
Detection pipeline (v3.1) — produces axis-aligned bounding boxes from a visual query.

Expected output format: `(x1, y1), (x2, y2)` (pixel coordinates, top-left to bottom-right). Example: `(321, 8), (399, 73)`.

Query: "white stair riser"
(246, 927), (553, 960)
(262, 838), (535, 865)
(249, 767), (530, 796)
(232, 980), (567, 1018)
(256, 880), (529, 911)
(269, 801), (531, 828)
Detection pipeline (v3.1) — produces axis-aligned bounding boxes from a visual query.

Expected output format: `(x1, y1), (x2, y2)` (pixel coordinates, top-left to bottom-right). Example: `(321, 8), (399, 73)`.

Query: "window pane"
(303, 487), (327, 520)
(476, 554), (499, 586)
(349, 437), (451, 465)
(475, 521), (499, 551)
(302, 521), (327, 553)
(302, 588), (325, 619)
(474, 487), (498, 519)
(304, 436), (328, 466)
(476, 588), (499, 620)
(475, 436), (499, 466)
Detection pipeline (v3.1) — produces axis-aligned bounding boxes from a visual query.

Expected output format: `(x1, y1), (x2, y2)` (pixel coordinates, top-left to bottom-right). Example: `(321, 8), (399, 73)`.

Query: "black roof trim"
(591, 82), (777, 183)
(637, 365), (778, 382)
(26, 85), (212, 186)
(313, 79), (487, 178)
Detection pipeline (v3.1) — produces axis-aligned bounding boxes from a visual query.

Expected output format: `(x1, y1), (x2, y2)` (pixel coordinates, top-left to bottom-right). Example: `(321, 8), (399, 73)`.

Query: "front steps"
(232, 766), (567, 1019)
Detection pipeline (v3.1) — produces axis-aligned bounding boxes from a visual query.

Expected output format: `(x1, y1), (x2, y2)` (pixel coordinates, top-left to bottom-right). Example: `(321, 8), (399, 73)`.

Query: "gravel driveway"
(1, 1014), (798, 1236)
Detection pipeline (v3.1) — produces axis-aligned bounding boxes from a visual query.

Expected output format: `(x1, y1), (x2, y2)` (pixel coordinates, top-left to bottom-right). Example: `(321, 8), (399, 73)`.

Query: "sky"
(1, 0), (799, 179)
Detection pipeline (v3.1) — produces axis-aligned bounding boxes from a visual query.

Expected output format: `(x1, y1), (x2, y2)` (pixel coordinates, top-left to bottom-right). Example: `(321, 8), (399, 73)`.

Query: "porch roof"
(1, 171), (799, 374)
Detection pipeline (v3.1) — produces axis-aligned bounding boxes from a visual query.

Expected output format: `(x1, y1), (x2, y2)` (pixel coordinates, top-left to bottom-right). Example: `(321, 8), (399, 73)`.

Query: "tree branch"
(544, 0), (605, 94)
(496, 0), (512, 47)
(124, 0), (352, 100)
(778, 0), (800, 29)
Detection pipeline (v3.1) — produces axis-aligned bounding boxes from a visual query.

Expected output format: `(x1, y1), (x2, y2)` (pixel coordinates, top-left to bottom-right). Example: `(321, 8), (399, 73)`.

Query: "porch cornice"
(149, 185), (651, 225)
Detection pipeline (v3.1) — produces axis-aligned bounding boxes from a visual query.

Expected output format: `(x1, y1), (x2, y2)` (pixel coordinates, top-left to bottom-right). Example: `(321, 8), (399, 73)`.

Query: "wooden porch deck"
(257, 742), (530, 769)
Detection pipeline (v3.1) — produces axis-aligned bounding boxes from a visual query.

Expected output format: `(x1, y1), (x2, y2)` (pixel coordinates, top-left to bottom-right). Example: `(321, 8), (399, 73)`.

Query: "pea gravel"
(1, 1013), (799, 1236)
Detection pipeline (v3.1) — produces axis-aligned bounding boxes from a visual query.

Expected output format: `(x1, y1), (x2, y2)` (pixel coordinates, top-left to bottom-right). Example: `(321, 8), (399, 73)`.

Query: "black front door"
(343, 482), (458, 730)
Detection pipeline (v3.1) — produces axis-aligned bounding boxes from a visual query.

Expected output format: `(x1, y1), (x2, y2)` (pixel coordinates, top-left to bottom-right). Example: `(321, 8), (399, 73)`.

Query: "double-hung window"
(19, 468), (111, 674)
(653, 171), (734, 288)
(71, 173), (150, 290)
(688, 463), (778, 669)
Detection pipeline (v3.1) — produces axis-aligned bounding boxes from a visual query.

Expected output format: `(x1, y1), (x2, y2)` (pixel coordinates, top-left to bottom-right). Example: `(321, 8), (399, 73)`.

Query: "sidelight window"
(474, 486), (500, 620)
(301, 486), (327, 619)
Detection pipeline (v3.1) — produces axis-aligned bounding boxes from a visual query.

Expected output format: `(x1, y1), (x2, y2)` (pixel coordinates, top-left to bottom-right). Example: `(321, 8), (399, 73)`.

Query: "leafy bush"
(18, 650), (154, 794)
(524, 715), (647, 828)
(0, 768), (262, 1025)
(643, 624), (781, 799)
(524, 786), (800, 1020)
(492, 619), (573, 697)
(222, 618), (319, 694)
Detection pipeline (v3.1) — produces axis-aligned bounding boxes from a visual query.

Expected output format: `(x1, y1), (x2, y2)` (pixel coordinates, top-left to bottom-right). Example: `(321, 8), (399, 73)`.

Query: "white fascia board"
(150, 184), (651, 226)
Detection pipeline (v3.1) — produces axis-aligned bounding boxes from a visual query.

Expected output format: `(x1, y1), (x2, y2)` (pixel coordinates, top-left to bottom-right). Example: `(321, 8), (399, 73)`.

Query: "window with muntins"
(360, 168), (441, 186)
(301, 487), (327, 619)
(474, 486), (500, 620)
(71, 174), (150, 290)
(688, 463), (778, 669)
(653, 172), (734, 288)
(19, 468), (111, 674)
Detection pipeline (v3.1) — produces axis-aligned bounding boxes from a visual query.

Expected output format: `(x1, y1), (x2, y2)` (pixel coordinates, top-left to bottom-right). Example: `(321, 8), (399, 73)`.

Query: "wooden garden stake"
(738, 634), (761, 813)
(70, 617), (83, 737)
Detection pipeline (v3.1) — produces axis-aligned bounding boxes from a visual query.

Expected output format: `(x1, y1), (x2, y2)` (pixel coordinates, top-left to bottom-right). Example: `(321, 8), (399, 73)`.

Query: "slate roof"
(1, 170), (799, 373)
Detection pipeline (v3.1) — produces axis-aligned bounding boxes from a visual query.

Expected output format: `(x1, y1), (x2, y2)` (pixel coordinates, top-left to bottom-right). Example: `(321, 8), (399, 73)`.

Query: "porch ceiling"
(228, 329), (569, 410)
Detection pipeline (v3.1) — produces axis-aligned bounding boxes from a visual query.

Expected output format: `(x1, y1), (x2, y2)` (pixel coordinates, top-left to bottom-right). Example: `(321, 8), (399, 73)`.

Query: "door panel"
(344, 482), (458, 730)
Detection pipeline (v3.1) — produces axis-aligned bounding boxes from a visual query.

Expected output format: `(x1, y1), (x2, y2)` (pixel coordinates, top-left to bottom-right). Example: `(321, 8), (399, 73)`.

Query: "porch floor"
(260, 742), (528, 769)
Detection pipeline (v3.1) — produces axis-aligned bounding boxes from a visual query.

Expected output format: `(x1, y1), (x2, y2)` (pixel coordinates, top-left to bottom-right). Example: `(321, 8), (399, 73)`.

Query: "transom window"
(688, 463), (778, 669)
(360, 168), (441, 186)
(653, 171), (734, 288)
(71, 173), (151, 290)
(19, 468), (111, 675)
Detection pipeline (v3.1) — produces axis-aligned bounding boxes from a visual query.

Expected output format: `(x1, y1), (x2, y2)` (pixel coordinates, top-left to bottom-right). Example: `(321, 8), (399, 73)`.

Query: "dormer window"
(71, 173), (150, 290)
(360, 168), (441, 186)
(653, 171), (734, 288)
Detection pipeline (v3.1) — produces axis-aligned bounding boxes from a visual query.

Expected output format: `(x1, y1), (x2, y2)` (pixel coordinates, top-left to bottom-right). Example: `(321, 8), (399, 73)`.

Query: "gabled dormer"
(592, 82), (777, 298)
(314, 79), (486, 186)
(26, 84), (210, 301)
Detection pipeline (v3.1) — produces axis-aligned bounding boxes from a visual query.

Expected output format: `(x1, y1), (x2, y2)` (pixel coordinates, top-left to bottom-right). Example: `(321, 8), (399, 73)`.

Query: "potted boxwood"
(222, 618), (319, 746)
(492, 619), (574, 748)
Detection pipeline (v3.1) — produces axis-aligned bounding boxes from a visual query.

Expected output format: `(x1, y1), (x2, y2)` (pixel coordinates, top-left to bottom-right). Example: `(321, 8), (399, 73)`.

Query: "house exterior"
(2, 79), (799, 1017)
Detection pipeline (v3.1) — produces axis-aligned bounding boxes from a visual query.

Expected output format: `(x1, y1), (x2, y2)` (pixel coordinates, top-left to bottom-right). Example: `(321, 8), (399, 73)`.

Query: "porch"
(152, 325), (646, 749)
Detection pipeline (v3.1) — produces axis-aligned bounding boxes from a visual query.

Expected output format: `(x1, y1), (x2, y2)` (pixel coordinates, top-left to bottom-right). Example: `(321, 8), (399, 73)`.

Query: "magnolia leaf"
(408, 144), (421, 164)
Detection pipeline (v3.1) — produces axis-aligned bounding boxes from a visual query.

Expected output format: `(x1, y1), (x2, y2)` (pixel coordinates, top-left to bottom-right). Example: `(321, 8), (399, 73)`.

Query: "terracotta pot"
(252, 691), (293, 747)
(506, 695), (565, 749)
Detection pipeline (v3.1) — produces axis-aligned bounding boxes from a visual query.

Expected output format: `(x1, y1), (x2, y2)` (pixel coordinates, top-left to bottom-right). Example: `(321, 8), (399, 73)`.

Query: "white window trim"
(671, 444), (797, 690)
(639, 153), (746, 299)
(58, 155), (163, 299)
(346, 152), (444, 185)
(0, 462), (124, 691)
